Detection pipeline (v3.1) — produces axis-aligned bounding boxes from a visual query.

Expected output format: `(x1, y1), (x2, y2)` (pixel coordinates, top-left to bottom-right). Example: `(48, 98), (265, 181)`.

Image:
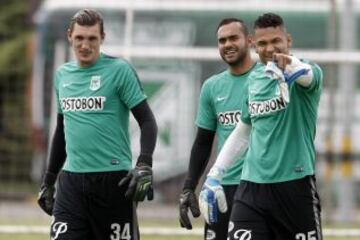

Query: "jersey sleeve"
(54, 70), (63, 114)
(240, 97), (251, 125)
(117, 63), (147, 109)
(195, 80), (217, 131)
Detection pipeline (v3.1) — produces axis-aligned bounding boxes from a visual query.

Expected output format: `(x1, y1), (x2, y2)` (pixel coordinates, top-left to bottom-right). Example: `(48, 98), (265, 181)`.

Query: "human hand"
(179, 189), (201, 229)
(273, 53), (292, 70)
(118, 164), (154, 201)
(198, 177), (227, 224)
(37, 184), (55, 216)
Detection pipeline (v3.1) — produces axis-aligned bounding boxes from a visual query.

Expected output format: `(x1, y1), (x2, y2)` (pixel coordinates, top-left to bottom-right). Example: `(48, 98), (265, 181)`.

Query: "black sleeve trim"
(183, 127), (215, 191)
(44, 114), (66, 186)
(131, 100), (158, 167)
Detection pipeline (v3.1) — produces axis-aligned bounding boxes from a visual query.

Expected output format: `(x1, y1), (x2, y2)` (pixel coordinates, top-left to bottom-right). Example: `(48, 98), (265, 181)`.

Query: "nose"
(223, 39), (233, 49)
(80, 39), (91, 49)
(265, 44), (275, 53)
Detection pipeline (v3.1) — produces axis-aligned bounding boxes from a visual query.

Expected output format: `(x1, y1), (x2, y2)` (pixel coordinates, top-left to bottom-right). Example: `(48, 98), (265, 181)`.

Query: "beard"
(221, 47), (248, 67)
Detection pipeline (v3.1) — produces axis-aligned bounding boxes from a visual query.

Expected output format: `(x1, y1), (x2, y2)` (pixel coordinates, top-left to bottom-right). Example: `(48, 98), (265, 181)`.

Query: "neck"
(229, 55), (254, 75)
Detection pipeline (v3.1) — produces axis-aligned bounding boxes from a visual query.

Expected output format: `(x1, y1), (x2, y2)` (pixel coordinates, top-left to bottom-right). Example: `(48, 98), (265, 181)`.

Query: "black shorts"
(204, 185), (237, 240)
(51, 170), (139, 240)
(228, 176), (322, 240)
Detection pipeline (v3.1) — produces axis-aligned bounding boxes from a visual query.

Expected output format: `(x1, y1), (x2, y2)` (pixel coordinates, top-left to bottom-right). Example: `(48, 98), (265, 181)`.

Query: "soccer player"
(37, 9), (157, 240)
(178, 18), (258, 239)
(199, 13), (323, 240)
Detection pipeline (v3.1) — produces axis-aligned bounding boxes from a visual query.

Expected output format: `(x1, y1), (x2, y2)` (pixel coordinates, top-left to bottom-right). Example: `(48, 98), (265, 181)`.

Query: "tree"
(0, 1), (35, 184)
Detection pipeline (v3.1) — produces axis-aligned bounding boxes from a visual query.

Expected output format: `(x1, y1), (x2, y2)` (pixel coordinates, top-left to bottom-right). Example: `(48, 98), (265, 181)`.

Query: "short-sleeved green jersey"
(196, 63), (259, 185)
(240, 61), (323, 183)
(54, 53), (146, 173)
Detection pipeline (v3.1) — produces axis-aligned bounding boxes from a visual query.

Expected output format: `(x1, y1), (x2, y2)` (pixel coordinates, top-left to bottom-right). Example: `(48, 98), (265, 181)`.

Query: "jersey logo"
(51, 221), (68, 239)
(249, 96), (287, 117)
(90, 75), (101, 91)
(216, 96), (227, 102)
(205, 229), (216, 240)
(217, 110), (241, 126)
(233, 229), (252, 240)
(62, 82), (73, 88)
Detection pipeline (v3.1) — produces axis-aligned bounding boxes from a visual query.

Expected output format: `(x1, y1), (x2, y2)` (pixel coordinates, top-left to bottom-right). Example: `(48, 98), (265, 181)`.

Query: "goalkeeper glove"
(265, 61), (289, 103)
(284, 56), (312, 86)
(118, 164), (154, 202)
(37, 172), (57, 216)
(38, 184), (55, 215)
(179, 189), (201, 230)
(199, 167), (227, 224)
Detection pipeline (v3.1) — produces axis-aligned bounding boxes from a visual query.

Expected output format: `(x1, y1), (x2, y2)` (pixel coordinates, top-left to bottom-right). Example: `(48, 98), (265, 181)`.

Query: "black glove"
(179, 189), (201, 230)
(37, 184), (55, 215)
(118, 164), (153, 201)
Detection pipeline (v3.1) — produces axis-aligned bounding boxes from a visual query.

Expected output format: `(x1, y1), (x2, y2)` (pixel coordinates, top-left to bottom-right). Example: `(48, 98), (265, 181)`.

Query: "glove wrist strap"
(183, 178), (197, 191)
(207, 166), (225, 181)
(136, 154), (153, 167)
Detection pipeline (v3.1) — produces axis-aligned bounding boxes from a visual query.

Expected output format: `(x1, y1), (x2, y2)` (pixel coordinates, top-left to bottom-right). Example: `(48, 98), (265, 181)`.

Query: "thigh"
(204, 185), (237, 240)
(52, 171), (90, 240)
(269, 176), (323, 240)
(228, 182), (274, 240)
(86, 171), (140, 240)
(228, 200), (274, 240)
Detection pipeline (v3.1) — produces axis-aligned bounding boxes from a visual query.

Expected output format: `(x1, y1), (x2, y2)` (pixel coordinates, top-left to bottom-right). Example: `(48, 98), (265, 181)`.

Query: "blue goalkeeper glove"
(199, 167), (227, 224)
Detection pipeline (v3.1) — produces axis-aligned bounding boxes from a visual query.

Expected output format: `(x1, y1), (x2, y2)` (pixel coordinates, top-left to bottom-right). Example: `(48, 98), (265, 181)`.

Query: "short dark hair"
(254, 13), (284, 30)
(217, 18), (249, 36)
(68, 9), (104, 35)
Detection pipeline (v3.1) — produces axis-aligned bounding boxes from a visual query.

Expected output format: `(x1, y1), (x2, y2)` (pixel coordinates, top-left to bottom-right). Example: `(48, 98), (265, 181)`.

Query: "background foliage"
(0, 0), (34, 188)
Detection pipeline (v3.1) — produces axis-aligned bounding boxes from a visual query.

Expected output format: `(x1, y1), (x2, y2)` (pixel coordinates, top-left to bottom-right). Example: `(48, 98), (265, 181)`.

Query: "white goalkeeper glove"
(284, 56), (312, 87)
(265, 61), (289, 103)
(199, 167), (227, 224)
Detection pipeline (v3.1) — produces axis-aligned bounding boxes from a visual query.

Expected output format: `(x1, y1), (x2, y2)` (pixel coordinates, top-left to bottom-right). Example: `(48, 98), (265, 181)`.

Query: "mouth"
(224, 49), (237, 57)
(79, 51), (92, 57)
(264, 56), (274, 62)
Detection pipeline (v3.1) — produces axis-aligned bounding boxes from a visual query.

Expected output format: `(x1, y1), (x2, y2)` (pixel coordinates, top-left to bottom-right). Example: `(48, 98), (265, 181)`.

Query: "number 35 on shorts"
(110, 223), (131, 240)
(295, 230), (317, 240)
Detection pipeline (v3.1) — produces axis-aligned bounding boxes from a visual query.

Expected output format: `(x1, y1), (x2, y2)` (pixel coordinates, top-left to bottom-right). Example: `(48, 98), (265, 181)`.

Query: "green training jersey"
(54, 53), (146, 173)
(240, 60), (323, 183)
(196, 63), (259, 185)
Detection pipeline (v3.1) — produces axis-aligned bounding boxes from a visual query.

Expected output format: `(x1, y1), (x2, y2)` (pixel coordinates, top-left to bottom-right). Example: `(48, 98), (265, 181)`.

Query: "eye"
(89, 36), (98, 42)
(256, 41), (266, 47)
(218, 38), (226, 44)
(272, 38), (283, 44)
(229, 35), (239, 41)
(75, 36), (84, 41)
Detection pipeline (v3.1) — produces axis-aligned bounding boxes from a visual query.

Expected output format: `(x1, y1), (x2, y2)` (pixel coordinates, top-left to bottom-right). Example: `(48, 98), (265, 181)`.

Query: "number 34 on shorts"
(110, 223), (131, 240)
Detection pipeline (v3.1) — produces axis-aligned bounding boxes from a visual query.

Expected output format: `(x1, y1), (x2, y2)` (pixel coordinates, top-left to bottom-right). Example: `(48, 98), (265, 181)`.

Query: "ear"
(250, 38), (257, 52)
(67, 29), (72, 44)
(101, 32), (106, 44)
(287, 34), (292, 48)
(247, 35), (253, 46)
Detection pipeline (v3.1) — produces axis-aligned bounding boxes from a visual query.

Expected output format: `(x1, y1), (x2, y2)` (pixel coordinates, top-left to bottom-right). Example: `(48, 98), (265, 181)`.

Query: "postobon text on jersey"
(60, 96), (106, 112)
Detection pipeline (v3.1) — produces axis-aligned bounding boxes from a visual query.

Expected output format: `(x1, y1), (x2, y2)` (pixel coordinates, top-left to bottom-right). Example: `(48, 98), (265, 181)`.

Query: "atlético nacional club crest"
(89, 75), (101, 91)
